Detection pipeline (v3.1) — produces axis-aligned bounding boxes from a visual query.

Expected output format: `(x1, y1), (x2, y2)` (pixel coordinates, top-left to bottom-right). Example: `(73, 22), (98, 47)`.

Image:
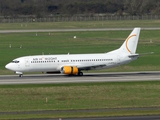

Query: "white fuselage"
(5, 28), (141, 76)
(5, 52), (137, 73)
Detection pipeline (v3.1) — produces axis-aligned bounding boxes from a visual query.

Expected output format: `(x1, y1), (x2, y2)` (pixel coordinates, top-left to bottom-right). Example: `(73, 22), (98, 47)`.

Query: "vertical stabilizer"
(119, 28), (141, 54)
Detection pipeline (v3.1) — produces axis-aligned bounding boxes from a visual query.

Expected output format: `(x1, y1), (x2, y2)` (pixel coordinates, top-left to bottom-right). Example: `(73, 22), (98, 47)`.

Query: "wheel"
(78, 72), (83, 76)
(19, 74), (23, 77)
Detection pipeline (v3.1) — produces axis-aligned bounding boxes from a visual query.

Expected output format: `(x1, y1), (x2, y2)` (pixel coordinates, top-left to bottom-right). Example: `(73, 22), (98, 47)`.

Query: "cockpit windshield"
(11, 60), (19, 63)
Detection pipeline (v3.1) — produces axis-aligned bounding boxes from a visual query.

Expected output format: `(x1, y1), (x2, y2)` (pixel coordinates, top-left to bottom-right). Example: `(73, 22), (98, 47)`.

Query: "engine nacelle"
(61, 66), (78, 75)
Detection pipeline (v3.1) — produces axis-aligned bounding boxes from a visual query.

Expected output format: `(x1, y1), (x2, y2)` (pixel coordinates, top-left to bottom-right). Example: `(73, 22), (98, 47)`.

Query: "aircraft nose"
(5, 63), (10, 69)
(5, 63), (12, 70)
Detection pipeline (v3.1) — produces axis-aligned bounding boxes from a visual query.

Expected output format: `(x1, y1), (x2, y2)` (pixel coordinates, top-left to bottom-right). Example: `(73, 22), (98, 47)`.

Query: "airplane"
(5, 28), (141, 77)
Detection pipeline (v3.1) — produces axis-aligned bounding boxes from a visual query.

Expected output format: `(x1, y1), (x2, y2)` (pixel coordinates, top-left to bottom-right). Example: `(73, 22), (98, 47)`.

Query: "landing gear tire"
(19, 74), (23, 77)
(78, 72), (83, 76)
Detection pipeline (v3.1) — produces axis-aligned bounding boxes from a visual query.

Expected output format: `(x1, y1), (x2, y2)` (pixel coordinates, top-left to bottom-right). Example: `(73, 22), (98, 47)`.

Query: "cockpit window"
(11, 60), (19, 63)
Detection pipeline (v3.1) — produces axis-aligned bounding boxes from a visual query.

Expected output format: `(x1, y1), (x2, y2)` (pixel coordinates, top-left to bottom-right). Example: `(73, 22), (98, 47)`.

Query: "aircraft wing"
(59, 63), (106, 71)
(77, 64), (107, 70)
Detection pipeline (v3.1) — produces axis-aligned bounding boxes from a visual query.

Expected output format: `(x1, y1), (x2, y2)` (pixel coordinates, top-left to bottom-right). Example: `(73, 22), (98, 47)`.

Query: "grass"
(1, 110), (160, 119)
(0, 81), (160, 119)
(1, 30), (160, 74)
(0, 20), (160, 30)
(0, 81), (160, 111)
(0, 21), (160, 119)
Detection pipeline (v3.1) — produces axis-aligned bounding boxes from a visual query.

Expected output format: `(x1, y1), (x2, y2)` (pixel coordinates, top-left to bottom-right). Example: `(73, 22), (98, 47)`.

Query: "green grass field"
(0, 81), (160, 119)
(0, 20), (160, 119)
(1, 29), (160, 74)
(0, 20), (160, 30)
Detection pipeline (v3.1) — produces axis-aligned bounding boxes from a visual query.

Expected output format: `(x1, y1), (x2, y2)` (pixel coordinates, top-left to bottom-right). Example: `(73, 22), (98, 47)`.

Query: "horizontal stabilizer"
(128, 52), (154, 58)
(138, 52), (154, 56)
(128, 54), (139, 58)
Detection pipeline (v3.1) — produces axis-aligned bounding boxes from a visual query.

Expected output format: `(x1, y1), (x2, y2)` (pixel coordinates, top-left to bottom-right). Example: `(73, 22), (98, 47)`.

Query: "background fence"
(0, 15), (160, 23)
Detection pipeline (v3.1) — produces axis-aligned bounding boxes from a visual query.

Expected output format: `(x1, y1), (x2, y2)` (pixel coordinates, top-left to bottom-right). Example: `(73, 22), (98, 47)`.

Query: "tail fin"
(119, 28), (141, 54)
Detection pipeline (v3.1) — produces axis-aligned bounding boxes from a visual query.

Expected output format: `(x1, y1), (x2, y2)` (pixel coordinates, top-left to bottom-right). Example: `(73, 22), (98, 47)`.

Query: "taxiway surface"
(0, 27), (160, 33)
(0, 71), (160, 85)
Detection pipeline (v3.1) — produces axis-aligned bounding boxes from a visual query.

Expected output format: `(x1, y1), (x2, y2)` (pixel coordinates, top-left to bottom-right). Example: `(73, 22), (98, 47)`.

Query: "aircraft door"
(25, 58), (30, 67)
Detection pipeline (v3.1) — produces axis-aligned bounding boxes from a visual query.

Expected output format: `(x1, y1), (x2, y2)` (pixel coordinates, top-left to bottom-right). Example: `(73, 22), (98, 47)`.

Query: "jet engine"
(61, 66), (78, 75)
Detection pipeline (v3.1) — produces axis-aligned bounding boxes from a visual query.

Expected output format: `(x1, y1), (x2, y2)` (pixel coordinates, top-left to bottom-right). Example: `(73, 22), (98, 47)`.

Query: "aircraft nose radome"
(5, 64), (10, 70)
(5, 63), (13, 71)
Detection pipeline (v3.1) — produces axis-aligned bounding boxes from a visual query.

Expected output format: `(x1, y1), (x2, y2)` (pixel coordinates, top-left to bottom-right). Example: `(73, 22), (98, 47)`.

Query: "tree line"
(0, 0), (160, 18)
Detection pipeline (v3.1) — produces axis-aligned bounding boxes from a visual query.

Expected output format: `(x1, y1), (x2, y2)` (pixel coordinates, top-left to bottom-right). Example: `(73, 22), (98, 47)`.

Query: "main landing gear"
(19, 74), (23, 77)
(78, 71), (83, 76)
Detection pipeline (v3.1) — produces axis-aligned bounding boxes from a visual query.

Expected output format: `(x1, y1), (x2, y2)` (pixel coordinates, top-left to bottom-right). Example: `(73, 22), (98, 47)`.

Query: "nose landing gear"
(15, 71), (23, 77)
